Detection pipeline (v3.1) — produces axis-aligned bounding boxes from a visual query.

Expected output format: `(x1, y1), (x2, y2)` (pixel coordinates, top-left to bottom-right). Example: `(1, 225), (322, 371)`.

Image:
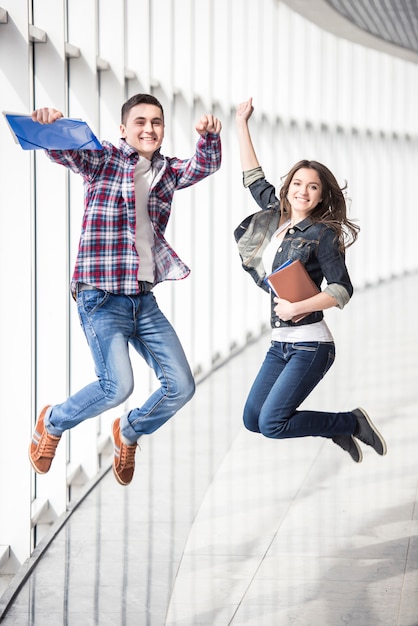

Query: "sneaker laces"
(38, 432), (60, 458)
(120, 442), (137, 469)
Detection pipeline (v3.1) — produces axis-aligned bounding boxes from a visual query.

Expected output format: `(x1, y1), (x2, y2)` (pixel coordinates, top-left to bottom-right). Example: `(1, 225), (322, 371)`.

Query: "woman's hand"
(273, 297), (296, 322)
(235, 97), (260, 171)
(236, 97), (254, 125)
(274, 291), (336, 321)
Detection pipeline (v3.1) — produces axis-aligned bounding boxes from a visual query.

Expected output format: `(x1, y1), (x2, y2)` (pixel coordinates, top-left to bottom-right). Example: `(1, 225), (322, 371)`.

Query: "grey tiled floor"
(1, 274), (417, 625)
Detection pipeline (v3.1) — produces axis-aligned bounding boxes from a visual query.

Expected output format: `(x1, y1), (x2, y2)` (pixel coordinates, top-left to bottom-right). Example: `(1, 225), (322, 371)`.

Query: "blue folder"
(3, 112), (103, 150)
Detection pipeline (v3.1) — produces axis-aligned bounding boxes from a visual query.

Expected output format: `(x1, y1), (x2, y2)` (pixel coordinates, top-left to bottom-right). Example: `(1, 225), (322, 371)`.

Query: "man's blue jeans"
(243, 341), (356, 438)
(45, 289), (195, 443)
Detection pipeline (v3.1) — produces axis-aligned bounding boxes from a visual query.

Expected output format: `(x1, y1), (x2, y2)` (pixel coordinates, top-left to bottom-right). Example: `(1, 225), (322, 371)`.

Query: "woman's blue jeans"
(243, 341), (356, 438)
(45, 289), (195, 443)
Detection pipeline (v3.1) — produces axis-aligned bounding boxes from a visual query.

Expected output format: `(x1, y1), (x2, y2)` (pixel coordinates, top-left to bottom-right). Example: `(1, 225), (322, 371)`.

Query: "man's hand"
(195, 114), (222, 136)
(31, 108), (64, 124)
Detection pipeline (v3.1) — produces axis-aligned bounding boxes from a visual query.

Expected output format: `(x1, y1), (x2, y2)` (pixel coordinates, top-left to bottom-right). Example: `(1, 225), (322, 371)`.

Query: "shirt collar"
(119, 138), (138, 159)
(118, 139), (164, 169)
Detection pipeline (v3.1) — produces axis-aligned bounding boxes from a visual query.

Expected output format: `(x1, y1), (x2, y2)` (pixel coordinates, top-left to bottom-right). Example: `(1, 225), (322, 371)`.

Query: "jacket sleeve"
(245, 171), (281, 212)
(317, 227), (353, 308)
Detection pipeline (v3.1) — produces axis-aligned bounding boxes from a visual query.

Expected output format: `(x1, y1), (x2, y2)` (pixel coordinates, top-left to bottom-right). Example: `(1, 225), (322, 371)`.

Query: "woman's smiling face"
(287, 168), (323, 219)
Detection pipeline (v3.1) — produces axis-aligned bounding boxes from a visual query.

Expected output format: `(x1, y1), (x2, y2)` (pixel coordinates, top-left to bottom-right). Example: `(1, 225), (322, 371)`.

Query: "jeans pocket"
(77, 289), (108, 316)
(323, 347), (336, 376)
(293, 343), (317, 352)
(292, 342), (335, 378)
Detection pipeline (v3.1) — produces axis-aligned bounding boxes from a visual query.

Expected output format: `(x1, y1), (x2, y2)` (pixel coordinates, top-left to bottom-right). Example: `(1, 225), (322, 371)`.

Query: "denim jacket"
(234, 171), (353, 329)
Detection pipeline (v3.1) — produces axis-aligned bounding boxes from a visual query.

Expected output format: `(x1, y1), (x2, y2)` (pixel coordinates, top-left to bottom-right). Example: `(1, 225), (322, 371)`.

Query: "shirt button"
(289, 228), (295, 234)
(278, 247), (282, 253)
(274, 321), (281, 327)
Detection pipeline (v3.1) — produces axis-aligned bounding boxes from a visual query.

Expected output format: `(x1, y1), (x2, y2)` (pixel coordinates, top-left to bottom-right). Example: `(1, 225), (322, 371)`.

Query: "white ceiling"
(281, 0), (418, 64)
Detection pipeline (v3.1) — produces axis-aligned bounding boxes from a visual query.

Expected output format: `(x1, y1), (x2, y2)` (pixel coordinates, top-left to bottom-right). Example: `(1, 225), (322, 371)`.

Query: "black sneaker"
(352, 408), (387, 456)
(332, 434), (363, 463)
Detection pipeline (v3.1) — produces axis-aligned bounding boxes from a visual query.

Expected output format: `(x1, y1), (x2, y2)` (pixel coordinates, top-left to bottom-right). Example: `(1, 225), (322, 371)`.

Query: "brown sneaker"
(29, 406), (61, 474)
(112, 418), (137, 486)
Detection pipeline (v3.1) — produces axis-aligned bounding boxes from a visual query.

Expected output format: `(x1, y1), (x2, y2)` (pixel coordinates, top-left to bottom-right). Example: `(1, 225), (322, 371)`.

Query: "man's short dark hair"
(121, 94), (164, 125)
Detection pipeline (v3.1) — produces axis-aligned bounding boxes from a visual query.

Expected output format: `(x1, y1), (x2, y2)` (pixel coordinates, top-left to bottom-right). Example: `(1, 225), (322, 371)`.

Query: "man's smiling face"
(120, 103), (165, 159)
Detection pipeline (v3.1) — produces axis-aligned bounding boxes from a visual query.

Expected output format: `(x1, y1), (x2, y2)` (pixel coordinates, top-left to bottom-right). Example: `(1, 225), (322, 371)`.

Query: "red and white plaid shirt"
(47, 134), (222, 296)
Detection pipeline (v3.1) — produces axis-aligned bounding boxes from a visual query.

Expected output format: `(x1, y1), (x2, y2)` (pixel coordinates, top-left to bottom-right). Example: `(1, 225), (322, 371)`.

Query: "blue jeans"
(243, 341), (356, 438)
(45, 289), (195, 443)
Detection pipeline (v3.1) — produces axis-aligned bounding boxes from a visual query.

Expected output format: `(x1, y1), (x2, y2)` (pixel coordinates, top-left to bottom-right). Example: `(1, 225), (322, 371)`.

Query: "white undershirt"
(134, 157), (156, 282)
(262, 222), (334, 343)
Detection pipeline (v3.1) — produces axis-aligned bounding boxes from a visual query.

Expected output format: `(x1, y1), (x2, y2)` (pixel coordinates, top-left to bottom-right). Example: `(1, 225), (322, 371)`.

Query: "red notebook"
(266, 259), (320, 323)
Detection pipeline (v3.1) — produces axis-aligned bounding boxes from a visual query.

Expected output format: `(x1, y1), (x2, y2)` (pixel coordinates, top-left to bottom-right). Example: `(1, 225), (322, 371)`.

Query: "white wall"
(0, 0), (417, 579)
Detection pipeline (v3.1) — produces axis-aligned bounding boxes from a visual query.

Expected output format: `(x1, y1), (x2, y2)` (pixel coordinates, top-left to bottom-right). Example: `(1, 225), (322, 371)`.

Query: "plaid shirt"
(47, 134), (222, 296)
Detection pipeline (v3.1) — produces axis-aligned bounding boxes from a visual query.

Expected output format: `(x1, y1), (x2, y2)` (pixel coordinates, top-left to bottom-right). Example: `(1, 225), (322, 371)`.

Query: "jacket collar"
(292, 215), (314, 232)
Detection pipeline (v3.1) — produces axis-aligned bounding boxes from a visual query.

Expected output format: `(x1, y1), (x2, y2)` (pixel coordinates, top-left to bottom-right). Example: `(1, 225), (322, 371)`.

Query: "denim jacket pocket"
(289, 238), (313, 264)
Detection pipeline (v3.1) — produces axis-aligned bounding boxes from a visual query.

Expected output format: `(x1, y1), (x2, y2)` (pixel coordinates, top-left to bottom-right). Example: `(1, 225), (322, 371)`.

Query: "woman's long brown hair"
(279, 160), (360, 251)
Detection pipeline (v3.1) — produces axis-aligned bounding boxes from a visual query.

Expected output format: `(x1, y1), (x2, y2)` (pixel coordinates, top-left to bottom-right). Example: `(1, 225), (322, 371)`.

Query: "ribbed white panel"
(0, 0), (417, 572)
